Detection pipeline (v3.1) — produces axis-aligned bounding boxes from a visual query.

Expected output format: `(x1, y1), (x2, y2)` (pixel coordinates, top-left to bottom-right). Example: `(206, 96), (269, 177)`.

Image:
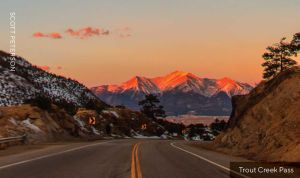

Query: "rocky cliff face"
(214, 67), (300, 161)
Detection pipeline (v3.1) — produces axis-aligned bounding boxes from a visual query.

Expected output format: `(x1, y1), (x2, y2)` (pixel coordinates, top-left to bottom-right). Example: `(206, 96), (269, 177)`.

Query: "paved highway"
(0, 140), (248, 178)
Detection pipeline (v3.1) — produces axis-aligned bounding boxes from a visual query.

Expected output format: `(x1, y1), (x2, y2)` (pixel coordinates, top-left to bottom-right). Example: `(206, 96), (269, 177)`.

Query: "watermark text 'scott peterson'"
(9, 12), (16, 72)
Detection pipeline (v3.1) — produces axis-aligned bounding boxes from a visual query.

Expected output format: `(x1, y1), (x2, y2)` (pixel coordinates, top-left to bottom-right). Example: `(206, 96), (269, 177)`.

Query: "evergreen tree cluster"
(138, 94), (166, 120)
(262, 33), (300, 79)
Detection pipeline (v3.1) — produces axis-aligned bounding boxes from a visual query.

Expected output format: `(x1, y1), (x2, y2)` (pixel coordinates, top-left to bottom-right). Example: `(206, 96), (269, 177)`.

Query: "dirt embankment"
(0, 104), (76, 142)
(0, 104), (165, 148)
(213, 67), (300, 162)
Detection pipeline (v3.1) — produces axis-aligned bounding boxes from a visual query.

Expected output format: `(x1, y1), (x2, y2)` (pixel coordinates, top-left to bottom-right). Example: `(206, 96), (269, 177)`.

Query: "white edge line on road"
(170, 142), (250, 178)
(0, 140), (114, 170)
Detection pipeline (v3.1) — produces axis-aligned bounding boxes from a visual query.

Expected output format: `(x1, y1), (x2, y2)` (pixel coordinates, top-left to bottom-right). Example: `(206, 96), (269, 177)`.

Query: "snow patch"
(74, 117), (85, 127)
(74, 117), (88, 132)
(102, 110), (120, 118)
(91, 126), (100, 135)
(133, 134), (160, 139)
(9, 118), (17, 125)
(21, 118), (42, 133)
(160, 134), (168, 139)
(191, 135), (203, 141)
(110, 111), (119, 118)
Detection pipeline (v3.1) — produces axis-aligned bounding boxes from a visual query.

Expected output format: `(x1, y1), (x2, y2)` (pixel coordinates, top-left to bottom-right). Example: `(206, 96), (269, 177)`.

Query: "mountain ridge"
(91, 71), (253, 116)
(93, 70), (253, 97)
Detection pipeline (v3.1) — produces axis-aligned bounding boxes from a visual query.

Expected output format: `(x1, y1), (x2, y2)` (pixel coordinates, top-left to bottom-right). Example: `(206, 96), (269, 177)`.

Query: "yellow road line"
(131, 144), (137, 178)
(135, 143), (143, 178)
(131, 143), (143, 178)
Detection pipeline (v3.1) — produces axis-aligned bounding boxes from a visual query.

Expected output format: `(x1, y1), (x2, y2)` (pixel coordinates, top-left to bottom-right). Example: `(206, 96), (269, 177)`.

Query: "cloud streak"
(65, 27), (109, 39)
(33, 32), (62, 39)
(33, 26), (131, 40)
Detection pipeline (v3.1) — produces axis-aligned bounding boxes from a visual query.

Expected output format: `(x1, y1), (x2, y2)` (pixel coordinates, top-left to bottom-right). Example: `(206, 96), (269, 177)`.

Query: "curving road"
(0, 139), (248, 178)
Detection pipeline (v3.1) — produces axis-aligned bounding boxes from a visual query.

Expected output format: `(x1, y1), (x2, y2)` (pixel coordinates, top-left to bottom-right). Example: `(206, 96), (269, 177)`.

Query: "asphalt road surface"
(0, 139), (248, 178)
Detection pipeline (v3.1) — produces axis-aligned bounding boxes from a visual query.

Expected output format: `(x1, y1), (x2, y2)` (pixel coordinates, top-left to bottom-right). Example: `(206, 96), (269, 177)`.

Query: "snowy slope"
(0, 66), (38, 105)
(0, 50), (107, 108)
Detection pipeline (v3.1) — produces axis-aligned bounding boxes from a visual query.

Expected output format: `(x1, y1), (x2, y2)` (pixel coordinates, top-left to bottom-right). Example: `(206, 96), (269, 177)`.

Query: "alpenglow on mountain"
(91, 71), (253, 116)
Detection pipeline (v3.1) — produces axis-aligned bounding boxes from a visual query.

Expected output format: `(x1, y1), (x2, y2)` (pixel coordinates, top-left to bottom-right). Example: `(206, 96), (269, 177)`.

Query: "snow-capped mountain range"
(0, 51), (107, 109)
(91, 71), (253, 116)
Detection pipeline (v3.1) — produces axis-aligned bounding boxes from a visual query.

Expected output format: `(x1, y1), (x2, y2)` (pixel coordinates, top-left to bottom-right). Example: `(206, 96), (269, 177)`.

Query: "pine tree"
(291, 32), (300, 52)
(262, 33), (300, 80)
(138, 94), (166, 120)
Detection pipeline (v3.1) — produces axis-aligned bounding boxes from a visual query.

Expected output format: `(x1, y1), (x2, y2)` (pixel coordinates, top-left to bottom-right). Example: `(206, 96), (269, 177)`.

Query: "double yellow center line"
(131, 143), (143, 178)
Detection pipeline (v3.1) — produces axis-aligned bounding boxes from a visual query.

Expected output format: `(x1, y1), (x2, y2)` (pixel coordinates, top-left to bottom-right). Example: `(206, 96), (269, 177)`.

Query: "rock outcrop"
(0, 104), (166, 148)
(214, 67), (300, 161)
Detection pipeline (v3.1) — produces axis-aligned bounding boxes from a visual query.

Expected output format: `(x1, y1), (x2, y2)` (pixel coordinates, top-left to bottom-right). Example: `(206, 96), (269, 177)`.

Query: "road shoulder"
(171, 141), (250, 169)
(0, 140), (113, 168)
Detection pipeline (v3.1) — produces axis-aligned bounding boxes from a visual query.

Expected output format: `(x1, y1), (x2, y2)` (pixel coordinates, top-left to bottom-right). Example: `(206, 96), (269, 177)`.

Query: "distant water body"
(163, 115), (229, 126)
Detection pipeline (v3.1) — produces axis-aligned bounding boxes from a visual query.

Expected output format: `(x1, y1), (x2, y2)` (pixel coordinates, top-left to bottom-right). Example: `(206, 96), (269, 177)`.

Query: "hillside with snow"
(0, 51), (107, 109)
(91, 71), (253, 116)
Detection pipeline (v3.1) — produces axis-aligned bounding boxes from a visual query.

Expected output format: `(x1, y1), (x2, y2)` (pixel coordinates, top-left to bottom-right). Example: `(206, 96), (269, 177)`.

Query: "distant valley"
(164, 115), (229, 126)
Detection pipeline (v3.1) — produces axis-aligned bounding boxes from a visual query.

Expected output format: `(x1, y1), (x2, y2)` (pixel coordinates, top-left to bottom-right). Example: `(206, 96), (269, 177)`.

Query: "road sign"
(89, 117), (96, 125)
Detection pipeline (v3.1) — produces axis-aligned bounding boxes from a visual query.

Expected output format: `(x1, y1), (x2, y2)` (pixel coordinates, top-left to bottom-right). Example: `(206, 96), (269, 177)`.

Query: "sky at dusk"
(1, 0), (300, 87)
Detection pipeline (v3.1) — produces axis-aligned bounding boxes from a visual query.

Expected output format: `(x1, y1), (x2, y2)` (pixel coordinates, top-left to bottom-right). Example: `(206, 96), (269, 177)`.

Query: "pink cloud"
(49, 32), (62, 39)
(32, 26), (131, 40)
(33, 32), (62, 39)
(37, 65), (51, 71)
(33, 32), (46, 38)
(65, 27), (109, 39)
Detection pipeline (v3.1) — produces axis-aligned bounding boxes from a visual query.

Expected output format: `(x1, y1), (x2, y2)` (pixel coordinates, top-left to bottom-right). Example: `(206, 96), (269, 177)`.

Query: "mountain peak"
(216, 77), (250, 96)
(123, 76), (147, 86)
(170, 70), (189, 75)
(121, 76), (160, 93)
(217, 77), (236, 86)
(153, 70), (199, 90)
(168, 70), (196, 78)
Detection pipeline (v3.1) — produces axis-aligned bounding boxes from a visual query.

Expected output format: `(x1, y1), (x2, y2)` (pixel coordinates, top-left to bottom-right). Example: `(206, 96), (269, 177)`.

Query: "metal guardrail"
(0, 134), (27, 144)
